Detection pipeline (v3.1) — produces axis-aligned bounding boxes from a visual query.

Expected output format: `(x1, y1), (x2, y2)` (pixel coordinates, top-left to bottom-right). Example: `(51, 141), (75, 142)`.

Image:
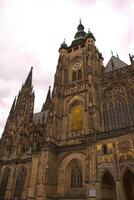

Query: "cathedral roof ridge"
(104, 55), (128, 73)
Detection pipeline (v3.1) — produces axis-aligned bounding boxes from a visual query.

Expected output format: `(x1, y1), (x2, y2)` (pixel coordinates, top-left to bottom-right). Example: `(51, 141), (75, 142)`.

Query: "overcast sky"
(0, 0), (134, 136)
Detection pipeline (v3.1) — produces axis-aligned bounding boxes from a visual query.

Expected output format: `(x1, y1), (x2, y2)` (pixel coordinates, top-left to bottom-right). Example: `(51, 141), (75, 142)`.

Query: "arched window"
(102, 93), (132, 131)
(78, 70), (82, 80)
(0, 168), (10, 200)
(129, 102), (134, 125)
(72, 69), (83, 82)
(70, 160), (82, 188)
(72, 71), (77, 81)
(102, 103), (109, 132)
(108, 101), (116, 130)
(14, 167), (26, 200)
(70, 104), (83, 132)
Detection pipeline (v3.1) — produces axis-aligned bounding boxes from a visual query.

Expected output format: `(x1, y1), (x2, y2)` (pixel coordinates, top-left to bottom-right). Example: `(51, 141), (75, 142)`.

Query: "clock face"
(73, 63), (81, 71)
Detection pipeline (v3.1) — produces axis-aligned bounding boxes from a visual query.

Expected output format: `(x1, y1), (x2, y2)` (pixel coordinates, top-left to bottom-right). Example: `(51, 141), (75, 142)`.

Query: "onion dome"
(71, 20), (86, 46)
(74, 19), (86, 39)
(86, 29), (96, 41)
(59, 39), (68, 51)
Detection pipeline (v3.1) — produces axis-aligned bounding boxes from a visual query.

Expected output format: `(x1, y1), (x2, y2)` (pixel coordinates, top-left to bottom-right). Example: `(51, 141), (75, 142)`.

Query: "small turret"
(59, 40), (68, 56)
(85, 29), (96, 47)
(86, 29), (96, 41)
(59, 40), (68, 51)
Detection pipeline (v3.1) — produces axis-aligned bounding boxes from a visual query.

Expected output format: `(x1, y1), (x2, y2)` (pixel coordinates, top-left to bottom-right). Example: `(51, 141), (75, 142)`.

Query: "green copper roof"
(86, 29), (96, 41)
(74, 20), (86, 39)
(59, 40), (68, 50)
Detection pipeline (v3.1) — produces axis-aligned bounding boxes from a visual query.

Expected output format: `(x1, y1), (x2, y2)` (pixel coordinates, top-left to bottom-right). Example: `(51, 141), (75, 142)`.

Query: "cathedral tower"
(51, 20), (103, 142)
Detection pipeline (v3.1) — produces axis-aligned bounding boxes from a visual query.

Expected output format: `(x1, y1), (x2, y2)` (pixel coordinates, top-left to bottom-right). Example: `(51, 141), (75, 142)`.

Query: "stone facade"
(0, 21), (134, 200)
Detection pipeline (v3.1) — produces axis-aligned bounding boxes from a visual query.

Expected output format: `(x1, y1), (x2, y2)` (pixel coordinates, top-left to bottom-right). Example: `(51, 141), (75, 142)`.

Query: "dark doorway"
(101, 172), (116, 200)
(123, 170), (134, 200)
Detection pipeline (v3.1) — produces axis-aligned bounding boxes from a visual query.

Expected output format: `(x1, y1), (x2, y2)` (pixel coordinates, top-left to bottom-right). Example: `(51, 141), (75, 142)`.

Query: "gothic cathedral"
(0, 21), (134, 200)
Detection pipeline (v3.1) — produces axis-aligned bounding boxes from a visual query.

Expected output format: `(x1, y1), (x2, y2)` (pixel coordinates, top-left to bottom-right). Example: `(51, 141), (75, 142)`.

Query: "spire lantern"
(74, 20), (86, 39)
(77, 19), (84, 31)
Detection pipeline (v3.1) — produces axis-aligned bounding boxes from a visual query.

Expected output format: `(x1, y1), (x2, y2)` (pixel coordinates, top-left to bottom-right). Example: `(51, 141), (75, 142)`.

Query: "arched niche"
(67, 96), (85, 137)
(122, 169), (134, 200)
(101, 172), (117, 200)
(13, 166), (27, 200)
(66, 159), (83, 190)
(57, 152), (85, 196)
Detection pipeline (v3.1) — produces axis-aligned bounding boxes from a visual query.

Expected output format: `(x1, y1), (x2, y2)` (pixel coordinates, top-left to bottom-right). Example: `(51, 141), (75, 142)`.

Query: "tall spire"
(41, 86), (51, 111)
(8, 96), (16, 119)
(2, 96), (16, 136)
(24, 66), (33, 87)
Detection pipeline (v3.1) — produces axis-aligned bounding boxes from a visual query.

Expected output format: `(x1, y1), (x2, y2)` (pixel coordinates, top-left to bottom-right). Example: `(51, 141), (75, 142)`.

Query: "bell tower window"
(72, 71), (77, 81)
(78, 69), (82, 80)
(72, 63), (83, 82)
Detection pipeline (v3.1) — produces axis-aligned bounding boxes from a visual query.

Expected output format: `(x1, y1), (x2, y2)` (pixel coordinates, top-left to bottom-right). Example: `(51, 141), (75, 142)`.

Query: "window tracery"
(72, 71), (77, 81)
(13, 167), (26, 200)
(101, 86), (134, 131)
(72, 69), (83, 81)
(70, 160), (82, 188)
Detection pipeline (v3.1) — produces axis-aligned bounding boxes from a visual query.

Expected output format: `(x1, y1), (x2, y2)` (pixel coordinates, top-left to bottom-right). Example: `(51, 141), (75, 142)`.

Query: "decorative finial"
(111, 59), (115, 70)
(79, 18), (82, 24)
(116, 52), (119, 59)
(111, 50), (113, 56)
(129, 54), (134, 64)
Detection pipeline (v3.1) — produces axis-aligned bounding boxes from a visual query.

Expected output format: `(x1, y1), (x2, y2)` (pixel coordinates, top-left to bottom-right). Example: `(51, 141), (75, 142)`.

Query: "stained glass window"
(70, 161), (82, 188)
(14, 167), (26, 200)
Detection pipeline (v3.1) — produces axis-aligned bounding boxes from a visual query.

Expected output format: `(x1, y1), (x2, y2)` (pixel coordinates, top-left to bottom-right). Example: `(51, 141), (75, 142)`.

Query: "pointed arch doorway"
(123, 170), (134, 200)
(101, 172), (116, 200)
